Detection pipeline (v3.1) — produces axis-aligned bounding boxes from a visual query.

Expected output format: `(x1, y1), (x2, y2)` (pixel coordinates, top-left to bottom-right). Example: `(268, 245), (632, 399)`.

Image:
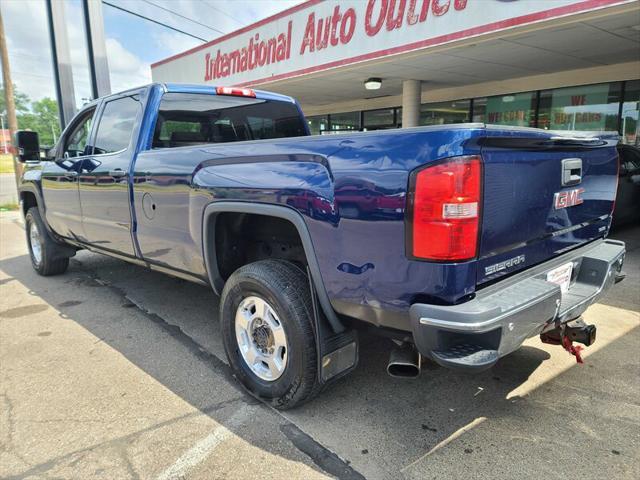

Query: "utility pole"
(0, 114), (7, 153)
(0, 5), (21, 187)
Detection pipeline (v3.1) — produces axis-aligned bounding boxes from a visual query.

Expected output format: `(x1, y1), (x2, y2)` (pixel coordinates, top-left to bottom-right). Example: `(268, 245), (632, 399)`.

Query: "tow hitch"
(540, 317), (596, 363)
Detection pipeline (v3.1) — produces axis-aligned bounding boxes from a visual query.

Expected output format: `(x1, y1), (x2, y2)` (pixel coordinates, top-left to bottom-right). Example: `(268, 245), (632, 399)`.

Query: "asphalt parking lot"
(1, 211), (638, 480)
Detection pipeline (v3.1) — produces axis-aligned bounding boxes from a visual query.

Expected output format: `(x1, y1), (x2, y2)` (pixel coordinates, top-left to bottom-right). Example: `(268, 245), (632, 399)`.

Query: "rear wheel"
(25, 207), (69, 276)
(219, 259), (320, 409)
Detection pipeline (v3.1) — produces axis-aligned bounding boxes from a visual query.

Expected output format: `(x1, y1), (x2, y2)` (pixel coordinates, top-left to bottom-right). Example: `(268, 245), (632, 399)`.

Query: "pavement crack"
(80, 268), (239, 387)
(280, 423), (366, 480)
(63, 265), (359, 480)
(118, 444), (141, 480)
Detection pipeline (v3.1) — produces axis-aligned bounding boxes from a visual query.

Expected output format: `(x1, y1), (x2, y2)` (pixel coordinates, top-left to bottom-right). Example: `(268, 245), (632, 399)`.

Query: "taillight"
(407, 155), (482, 261)
(215, 86), (256, 97)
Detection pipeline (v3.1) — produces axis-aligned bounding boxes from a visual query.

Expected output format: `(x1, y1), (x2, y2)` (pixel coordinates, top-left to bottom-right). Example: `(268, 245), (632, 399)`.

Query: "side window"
(151, 92), (306, 149)
(157, 119), (202, 144)
(93, 95), (141, 155)
(63, 109), (95, 157)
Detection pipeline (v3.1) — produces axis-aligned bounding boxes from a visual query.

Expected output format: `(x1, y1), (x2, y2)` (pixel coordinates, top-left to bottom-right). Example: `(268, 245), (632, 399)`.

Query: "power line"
(202, 1), (245, 27)
(102, 1), (208, 42)
(141, 0), (227, 35)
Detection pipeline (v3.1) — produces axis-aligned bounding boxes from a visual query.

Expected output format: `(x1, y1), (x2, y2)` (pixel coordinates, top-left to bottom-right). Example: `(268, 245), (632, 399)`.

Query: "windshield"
(152, 92), (307, 148)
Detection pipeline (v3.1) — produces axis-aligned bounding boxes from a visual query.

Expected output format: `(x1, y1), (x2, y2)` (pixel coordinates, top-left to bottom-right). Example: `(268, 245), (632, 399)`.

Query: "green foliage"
(18, 97), (61, 147)
(1, 84), (61, 147)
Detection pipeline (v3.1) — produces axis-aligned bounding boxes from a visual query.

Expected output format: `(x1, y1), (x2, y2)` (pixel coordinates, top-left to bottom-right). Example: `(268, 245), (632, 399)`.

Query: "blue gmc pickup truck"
(15, 83), (625, 409)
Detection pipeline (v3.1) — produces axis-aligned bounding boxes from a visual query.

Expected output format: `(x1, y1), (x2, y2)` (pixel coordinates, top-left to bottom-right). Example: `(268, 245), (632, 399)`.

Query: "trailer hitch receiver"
(541, 317), (596, 347)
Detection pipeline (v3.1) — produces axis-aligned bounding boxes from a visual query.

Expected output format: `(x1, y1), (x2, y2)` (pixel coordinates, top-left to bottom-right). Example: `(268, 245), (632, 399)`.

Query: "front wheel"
(219, 259), (320, 409)
(25, 207), (70, 276)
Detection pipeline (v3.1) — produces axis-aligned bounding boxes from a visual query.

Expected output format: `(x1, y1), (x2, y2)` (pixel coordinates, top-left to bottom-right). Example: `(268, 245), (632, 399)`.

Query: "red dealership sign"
(152, 0), (632, 87)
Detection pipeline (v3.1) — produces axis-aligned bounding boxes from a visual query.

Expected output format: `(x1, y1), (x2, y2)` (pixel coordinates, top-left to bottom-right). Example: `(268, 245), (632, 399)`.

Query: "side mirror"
(14, 130), (41, 162)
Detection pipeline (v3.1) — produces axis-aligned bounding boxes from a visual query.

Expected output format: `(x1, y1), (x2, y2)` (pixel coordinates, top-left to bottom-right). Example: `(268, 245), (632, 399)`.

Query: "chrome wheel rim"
(235, 296), (288, 381)
(29, 220), (43, 266)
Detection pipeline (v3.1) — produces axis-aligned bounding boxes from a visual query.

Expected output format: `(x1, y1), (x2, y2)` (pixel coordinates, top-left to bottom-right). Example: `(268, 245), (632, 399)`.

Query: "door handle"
(109, 169), (127, 178)
(561, 158), (582, 186)
(64, 171), (78, 179)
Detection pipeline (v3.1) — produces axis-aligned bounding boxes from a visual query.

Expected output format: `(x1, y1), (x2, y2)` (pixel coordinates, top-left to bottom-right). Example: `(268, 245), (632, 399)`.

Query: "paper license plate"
(546, 262), (573, 293)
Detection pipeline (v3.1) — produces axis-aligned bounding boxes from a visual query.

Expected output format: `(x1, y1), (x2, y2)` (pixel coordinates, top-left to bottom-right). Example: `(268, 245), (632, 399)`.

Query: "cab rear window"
(152, 93), (307, 148)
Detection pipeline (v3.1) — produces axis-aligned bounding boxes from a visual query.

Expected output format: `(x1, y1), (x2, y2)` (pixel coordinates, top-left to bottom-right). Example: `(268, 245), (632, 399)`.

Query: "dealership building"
(151, 0), (640, 143)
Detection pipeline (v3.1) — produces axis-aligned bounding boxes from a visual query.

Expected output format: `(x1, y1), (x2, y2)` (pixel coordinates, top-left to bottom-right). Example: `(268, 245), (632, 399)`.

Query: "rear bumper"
(409, 239), (625, 372)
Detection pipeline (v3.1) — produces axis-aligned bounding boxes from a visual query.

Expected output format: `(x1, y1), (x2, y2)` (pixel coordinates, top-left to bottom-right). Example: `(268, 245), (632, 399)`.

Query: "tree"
(0, 83), (61, 147)
(18, 97), (60, 146)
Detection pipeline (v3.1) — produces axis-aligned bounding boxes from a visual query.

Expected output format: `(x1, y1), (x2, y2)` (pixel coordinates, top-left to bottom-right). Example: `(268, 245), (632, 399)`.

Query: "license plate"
(547, 262), (573, 293)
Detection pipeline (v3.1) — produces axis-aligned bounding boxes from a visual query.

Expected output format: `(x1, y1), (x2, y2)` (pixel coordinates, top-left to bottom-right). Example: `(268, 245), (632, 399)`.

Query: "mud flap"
(307, 267), (358, 384)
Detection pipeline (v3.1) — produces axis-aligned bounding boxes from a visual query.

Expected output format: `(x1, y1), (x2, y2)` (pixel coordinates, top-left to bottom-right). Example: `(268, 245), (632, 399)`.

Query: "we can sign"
(152, 0), (632, 87)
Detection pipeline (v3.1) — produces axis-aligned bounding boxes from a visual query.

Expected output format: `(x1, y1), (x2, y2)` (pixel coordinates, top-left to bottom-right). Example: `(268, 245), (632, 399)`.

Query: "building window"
(420, 100), (470, 126)
(537, 82), (622, 132)
(330, 111), (360, 133)
(307, 115), (328, 135)
(621, 80), (640, 146)
(363, 108), (395, 130)
(473, 92), (537, 127)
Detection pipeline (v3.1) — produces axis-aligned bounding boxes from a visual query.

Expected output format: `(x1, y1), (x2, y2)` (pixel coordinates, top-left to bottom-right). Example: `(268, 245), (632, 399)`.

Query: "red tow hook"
(561, 335), (584, 364)
(540, 318), (595, 364)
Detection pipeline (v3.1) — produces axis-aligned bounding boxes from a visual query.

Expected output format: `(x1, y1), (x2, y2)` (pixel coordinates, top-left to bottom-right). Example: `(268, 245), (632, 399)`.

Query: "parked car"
(613, 144), (640, 228)
(16, 84), (625, 409)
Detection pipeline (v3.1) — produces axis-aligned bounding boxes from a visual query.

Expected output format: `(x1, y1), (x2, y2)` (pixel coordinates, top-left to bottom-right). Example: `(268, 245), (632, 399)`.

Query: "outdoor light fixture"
(364, 78), (382, 90)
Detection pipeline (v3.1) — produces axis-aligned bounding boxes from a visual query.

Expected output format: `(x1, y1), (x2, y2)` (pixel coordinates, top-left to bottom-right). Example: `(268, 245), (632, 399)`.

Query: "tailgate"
(477, 129), (618, 285)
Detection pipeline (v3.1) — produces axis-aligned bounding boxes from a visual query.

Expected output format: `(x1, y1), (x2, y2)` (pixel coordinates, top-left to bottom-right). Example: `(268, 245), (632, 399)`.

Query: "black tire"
(220, 259), (321, 409)
(25, 207), (70, 276)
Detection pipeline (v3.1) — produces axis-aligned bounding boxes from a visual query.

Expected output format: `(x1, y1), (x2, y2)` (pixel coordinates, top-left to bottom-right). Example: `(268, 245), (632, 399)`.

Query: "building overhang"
(151, 0), (640, 110)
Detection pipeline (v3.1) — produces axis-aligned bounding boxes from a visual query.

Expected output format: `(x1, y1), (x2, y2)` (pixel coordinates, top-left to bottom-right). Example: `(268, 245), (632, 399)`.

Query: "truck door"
(78, 94), (142, 257)
(41, 106), (96, 240)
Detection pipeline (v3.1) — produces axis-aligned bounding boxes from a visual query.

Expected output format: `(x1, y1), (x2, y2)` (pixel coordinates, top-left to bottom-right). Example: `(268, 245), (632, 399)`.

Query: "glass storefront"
(331, 111), (360, 133)
(307, 80), (639, 145)
(307, 115), (328, 135)
(420, 100), (470, 126)
(363, 108), (397, 130)
(538, 82), (621, 132)
(65, 0), (94, 110)
(621, 80), (640, 146)
(474, 92), (537, 127)
(1, 0), (61, 147)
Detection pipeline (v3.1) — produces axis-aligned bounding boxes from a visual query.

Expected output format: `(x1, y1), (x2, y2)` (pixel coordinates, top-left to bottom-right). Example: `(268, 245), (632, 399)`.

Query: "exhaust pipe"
(387, 342), (421, 378)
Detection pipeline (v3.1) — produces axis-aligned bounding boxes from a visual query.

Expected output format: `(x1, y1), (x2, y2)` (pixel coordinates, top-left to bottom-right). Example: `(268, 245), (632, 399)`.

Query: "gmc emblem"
(554, 188), (584, 209)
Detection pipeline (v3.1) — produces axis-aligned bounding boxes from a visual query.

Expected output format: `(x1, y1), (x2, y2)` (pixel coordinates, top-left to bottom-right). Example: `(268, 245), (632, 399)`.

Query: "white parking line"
(156, 404), (255, 480)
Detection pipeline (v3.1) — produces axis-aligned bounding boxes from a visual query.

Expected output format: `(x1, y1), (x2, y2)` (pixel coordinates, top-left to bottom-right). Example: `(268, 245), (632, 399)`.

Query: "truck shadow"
(1, 250), (620, 479)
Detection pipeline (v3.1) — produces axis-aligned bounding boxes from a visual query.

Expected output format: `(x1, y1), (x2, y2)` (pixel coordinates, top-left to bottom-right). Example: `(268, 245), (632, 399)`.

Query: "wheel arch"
(18, 184), (46, 219)
(202, 202), (344, 333)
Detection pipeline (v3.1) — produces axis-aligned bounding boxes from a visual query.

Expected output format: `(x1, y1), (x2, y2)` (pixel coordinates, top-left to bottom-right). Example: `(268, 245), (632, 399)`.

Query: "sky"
(0, 0), (300, 108)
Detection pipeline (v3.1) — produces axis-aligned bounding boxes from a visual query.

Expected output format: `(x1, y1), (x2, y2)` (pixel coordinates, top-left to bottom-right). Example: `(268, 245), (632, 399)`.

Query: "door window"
(63, 108), (95, 157)
(93, 95), (141, 155)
